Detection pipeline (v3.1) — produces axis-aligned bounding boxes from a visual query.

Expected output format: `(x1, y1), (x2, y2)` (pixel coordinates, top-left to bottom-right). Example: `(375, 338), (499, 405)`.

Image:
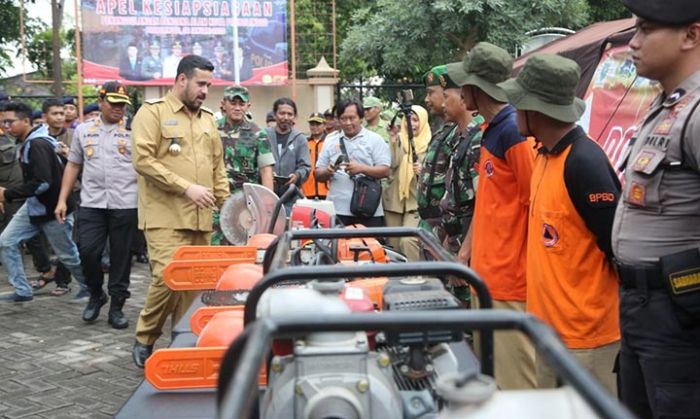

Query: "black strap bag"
(338, 136), (382, 218)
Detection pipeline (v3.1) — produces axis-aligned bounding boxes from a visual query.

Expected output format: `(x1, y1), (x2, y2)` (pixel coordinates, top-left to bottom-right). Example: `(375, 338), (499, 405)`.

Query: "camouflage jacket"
(217, 118), (274, 193)
(416, 122), (458, 219)
(363, 119), (390, 144)
(441, 115), (484, 238)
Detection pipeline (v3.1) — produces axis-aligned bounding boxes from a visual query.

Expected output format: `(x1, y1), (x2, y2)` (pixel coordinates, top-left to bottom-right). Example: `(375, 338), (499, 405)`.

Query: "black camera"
(332, 153), (349, 169)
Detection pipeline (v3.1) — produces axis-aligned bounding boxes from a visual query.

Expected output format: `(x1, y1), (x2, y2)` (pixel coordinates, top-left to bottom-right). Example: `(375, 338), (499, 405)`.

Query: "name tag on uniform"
(164, 120), (178, 126)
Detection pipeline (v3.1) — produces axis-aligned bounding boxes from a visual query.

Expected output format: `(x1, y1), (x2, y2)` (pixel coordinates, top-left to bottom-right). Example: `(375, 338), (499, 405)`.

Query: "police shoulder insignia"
(145, 98), (164, 105)
(200, 106), (214, 115)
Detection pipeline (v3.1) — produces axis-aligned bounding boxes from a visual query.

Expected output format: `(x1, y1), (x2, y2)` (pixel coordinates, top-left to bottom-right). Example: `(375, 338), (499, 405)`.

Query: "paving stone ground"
(0, 256), (172, 418)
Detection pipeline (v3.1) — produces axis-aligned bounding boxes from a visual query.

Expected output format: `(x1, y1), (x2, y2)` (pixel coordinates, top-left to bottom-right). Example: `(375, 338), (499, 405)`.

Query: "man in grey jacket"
(258, 97), (311, 199)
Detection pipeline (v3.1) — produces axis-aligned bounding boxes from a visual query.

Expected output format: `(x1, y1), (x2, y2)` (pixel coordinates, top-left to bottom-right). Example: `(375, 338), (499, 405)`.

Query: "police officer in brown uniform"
(130, 55), (229, 367)
(613, 1), (700, 417)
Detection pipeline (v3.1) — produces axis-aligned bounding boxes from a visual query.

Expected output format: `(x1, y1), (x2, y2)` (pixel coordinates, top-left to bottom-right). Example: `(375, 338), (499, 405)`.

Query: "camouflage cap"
(362, 96), (382, 109)
(623, 0), (700, 25)
(498, 54), (585, 123)
(224, 85), (249, 102)
(99, 81), (131, 105)
(446, 42), (513, 102)
(307, 112), (325, 123)
(422, 65), (448, 87)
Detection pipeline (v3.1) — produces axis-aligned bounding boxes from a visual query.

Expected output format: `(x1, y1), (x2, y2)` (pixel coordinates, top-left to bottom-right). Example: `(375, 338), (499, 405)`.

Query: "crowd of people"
(0, 1), (698, 417)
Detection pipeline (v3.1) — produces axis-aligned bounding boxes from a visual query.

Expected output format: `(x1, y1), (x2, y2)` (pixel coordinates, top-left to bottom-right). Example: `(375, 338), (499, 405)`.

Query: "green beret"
(422, 65), (448, 87)
(438, 71), (460, 89)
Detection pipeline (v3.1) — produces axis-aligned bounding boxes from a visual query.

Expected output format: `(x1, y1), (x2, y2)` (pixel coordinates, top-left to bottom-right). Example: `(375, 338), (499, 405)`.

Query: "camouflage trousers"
(418, 218), (469, 304)
(418, 218), (446, 259)
(210, 211), (229, 246)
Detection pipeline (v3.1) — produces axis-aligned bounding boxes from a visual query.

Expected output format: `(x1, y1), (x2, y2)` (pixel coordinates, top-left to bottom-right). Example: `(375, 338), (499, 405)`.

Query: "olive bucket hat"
(445, 42), (513, 103)
(499, 54), (586, 123)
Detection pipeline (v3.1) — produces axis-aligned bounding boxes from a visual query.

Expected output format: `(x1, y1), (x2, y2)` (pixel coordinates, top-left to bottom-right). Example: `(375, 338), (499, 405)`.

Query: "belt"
(615, 260), (665, 290)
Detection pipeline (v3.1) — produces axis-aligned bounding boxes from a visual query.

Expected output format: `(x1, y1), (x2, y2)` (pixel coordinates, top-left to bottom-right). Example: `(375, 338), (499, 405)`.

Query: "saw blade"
(220, 191), (255, 245)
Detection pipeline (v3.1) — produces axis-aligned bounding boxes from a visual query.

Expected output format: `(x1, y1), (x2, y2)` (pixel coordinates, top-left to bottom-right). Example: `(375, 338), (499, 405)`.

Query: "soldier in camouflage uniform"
(211, 86), (275, 245)
(141, 42), (163, 80)
(439, 71), (484, 255)
(416, 66), (459, 247)
(362, 96), (390, 144)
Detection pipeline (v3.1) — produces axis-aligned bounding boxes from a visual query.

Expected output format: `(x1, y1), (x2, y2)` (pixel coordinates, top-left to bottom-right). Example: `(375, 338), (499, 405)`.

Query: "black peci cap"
(623, 0), (700, 25)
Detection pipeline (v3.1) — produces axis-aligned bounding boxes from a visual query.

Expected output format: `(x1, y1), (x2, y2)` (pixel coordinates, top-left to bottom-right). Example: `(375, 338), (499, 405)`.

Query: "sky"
(6, 0), (77, 77)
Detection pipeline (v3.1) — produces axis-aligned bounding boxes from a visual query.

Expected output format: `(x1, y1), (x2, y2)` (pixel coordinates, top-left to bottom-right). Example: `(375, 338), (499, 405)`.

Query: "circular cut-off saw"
(220, 183), (287, 245)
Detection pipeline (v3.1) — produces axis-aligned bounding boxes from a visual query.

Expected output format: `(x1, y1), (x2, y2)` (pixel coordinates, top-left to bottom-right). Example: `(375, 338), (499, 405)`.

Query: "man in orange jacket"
(302, 112), (328, 199)
(500, 54), (621, 394)
(447, 42), (536, 390)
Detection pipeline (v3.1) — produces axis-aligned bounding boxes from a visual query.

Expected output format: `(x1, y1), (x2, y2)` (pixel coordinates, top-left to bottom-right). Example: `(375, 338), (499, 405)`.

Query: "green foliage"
(26, 28), (71, 77)
(339, 0), (590, 80)
(293, 0), (372, 78)
(293, 0), (332, 77)
(587, 0), (631, 22)
(0, 0), (43, 75)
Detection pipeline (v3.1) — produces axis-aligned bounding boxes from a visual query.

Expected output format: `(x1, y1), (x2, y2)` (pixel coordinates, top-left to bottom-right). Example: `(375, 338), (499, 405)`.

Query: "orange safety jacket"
(302, 134), (329, 199)
(471, 106), (535, 302)
(527, 126), (620, 349)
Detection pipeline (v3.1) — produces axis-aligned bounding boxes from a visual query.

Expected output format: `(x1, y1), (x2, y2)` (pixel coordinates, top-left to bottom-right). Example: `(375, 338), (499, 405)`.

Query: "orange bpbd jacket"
(302, 134), (329, 198)
(471, 106), (535, 302)
(527, 127), (620, 349)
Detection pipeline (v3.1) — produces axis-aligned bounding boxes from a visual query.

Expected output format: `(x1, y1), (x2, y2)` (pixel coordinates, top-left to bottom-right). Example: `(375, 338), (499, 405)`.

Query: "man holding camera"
(315, 99), (390, 227)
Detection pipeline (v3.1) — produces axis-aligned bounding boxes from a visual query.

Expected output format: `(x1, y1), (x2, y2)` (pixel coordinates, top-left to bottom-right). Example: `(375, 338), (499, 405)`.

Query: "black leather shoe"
(132, 341), (153, 369)
(82, 292), (108, 322)
(108, 297), (129, 329)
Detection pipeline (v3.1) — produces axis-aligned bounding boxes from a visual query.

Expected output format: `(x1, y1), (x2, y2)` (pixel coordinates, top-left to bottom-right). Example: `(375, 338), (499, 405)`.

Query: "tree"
(339, 0), (590, 80)
(25, 28), (76, 80)
(587, 0), (630, 22)
(292, 0), (372, 78)
(50, 0), (65, 95)
(0, 0), (43, 75)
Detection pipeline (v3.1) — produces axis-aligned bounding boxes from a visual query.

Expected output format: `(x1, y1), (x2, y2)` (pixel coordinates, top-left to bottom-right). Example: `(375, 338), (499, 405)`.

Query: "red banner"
(580, 45), (661, 172)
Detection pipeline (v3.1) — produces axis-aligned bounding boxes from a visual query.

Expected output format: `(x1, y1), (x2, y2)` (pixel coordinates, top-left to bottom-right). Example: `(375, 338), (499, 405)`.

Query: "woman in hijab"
(383, 105), (431, 261)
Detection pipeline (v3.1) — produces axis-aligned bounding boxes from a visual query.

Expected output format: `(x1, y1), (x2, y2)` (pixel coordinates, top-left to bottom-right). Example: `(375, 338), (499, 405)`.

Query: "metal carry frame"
(267, 226), (455, 270)
(243, 262), (494, 369)
(219, 310), (634, 419)
(250, 227), (493, 373)
(250, 226), (491, 356)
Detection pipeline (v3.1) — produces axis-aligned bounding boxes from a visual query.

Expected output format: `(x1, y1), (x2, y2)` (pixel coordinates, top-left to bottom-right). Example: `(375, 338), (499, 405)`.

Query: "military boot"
(107, 296), (129, 329)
